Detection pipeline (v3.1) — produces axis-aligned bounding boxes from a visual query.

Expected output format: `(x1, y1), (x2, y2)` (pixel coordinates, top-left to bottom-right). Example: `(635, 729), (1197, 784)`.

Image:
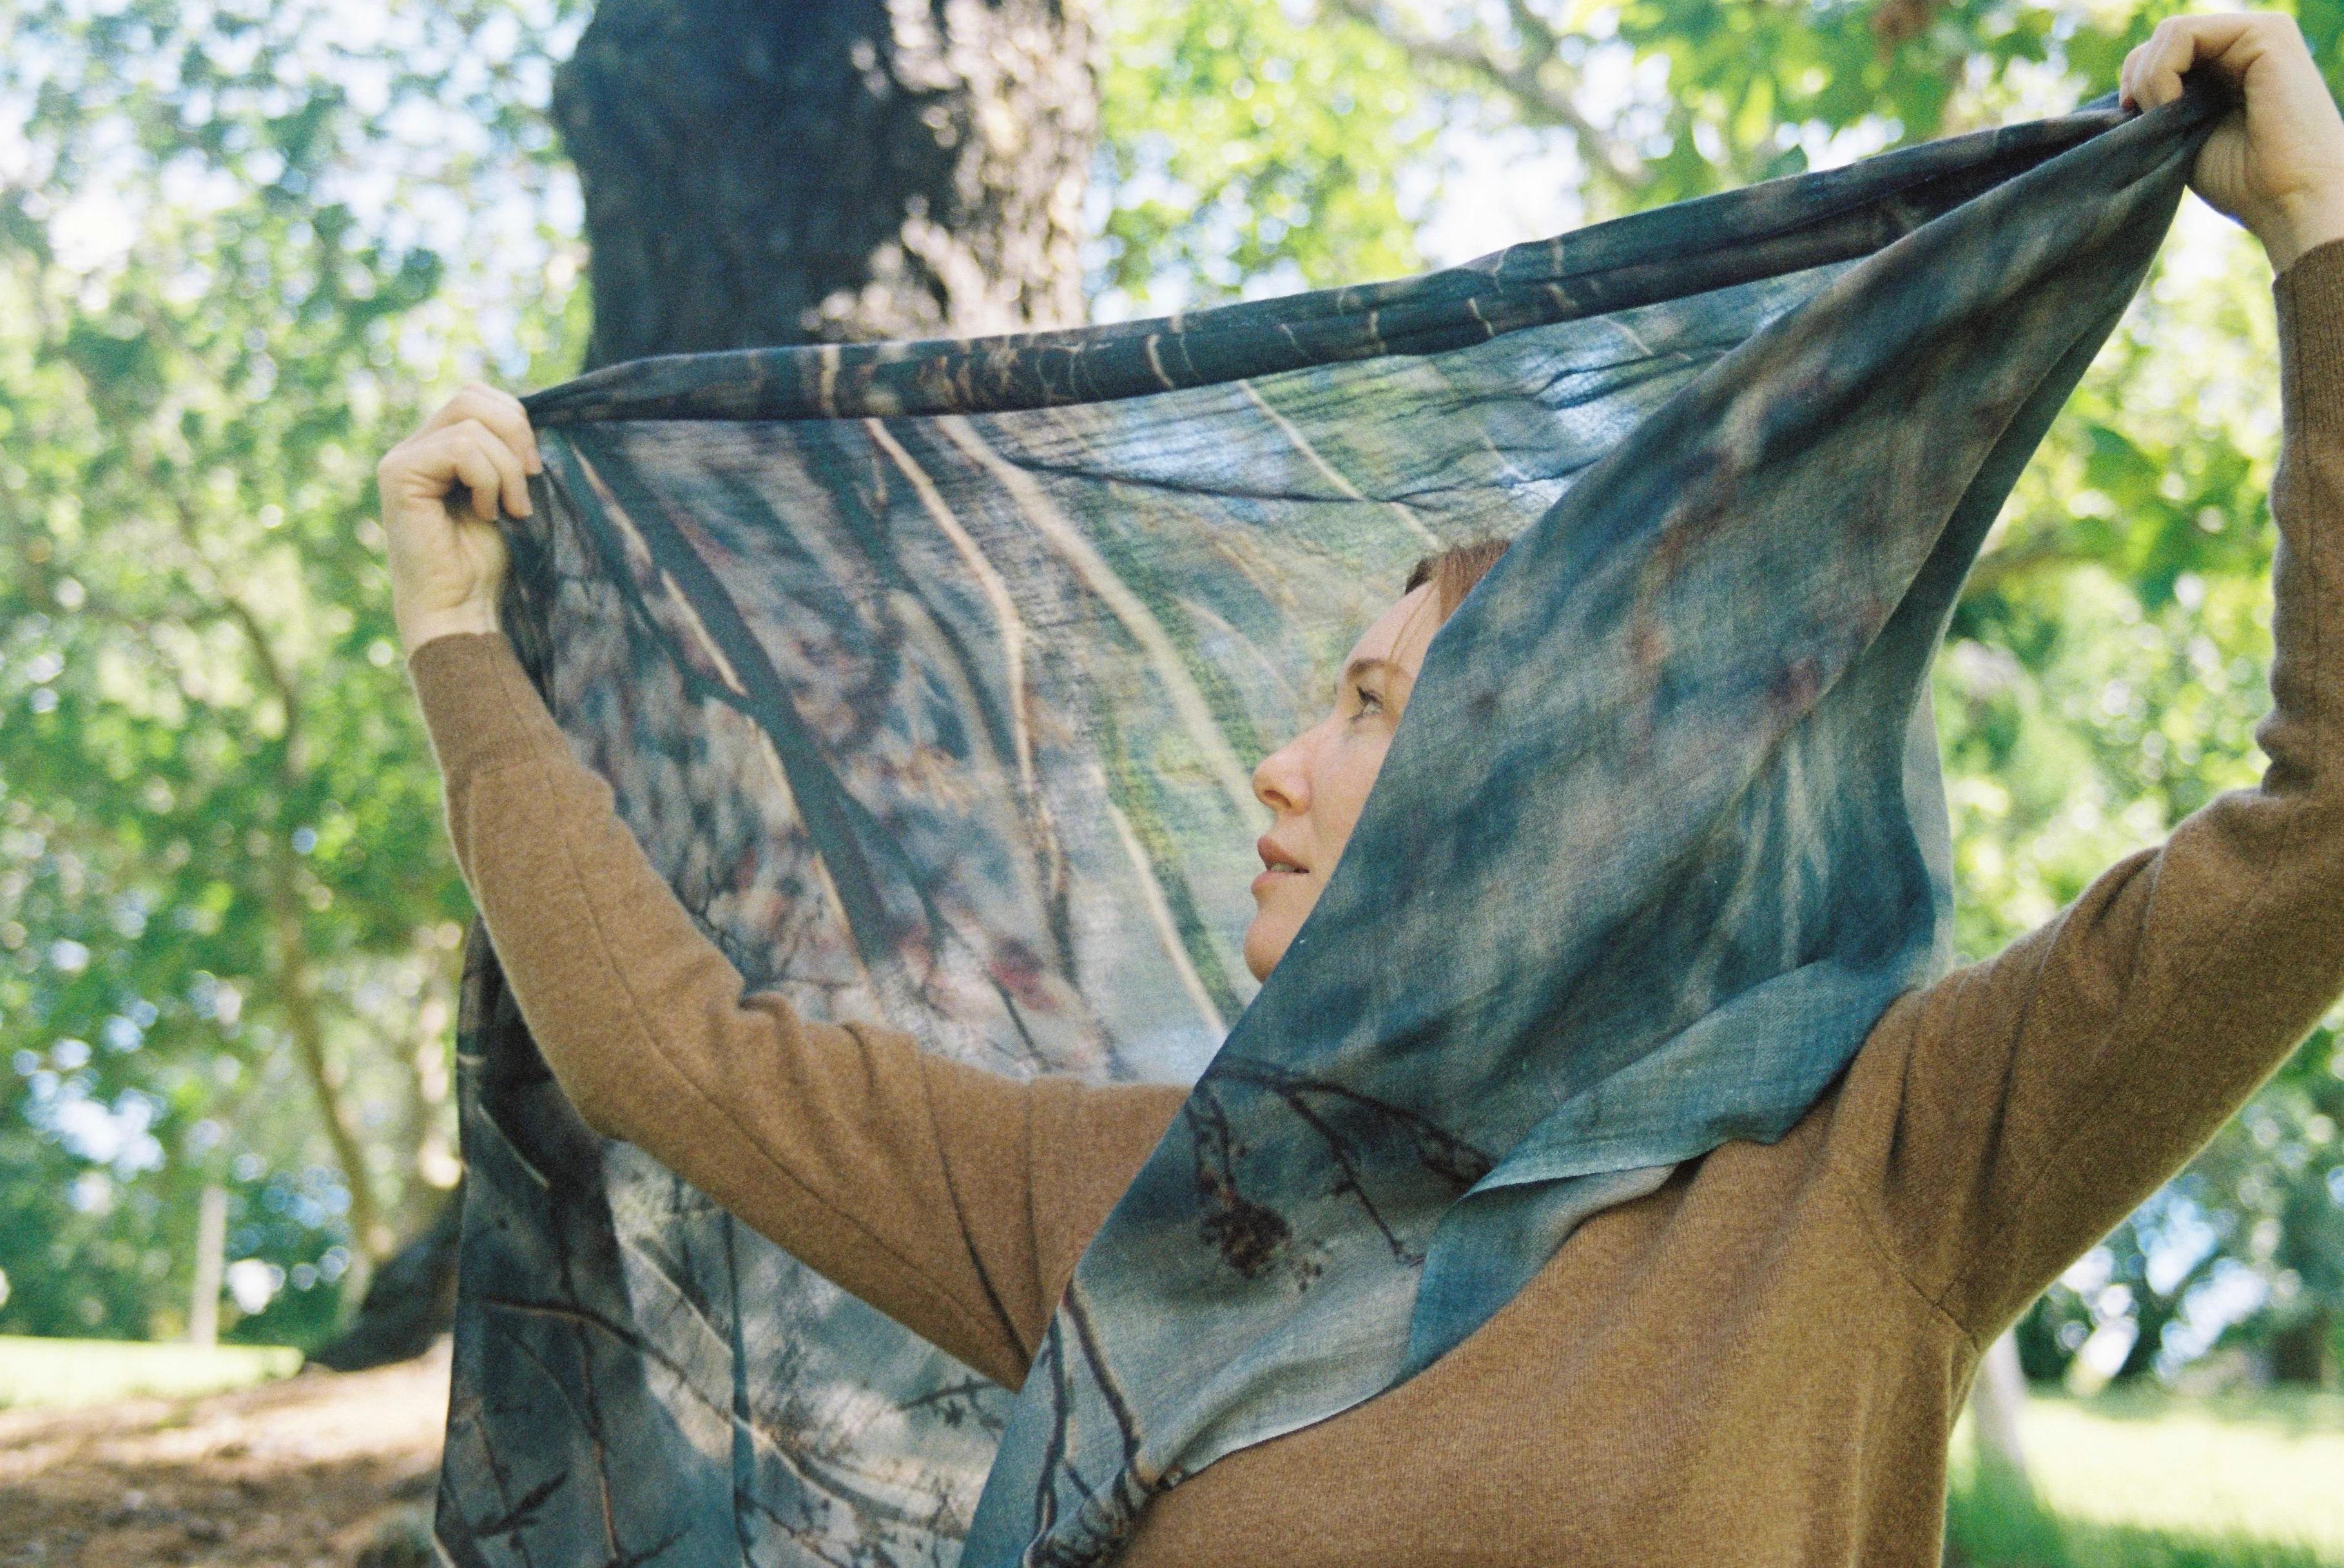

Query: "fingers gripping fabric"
(433, 86), (2222, 1568)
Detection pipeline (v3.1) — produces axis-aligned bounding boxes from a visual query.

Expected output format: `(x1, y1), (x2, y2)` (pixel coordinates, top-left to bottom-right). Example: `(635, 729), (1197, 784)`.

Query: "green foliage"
(1096, 0), (1433, 309)
(0, 0), (583, 1343)
(1607, 0), (2064, 200)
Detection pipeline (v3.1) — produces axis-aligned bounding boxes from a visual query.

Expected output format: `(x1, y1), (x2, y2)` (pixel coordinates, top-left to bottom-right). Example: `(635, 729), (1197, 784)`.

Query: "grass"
(0, 1334), (302, 1411)
(0, 1335), (2334, 1567)
(1948, 1385), (2344, 1568)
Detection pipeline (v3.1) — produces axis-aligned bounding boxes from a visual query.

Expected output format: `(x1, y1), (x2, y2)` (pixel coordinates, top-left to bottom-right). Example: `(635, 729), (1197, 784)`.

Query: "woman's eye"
(1352, 684), (1383, 716)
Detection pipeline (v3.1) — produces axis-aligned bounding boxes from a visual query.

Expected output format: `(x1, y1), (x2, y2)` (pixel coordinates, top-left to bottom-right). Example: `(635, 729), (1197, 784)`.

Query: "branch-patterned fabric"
(436, 86), (2221, 1568)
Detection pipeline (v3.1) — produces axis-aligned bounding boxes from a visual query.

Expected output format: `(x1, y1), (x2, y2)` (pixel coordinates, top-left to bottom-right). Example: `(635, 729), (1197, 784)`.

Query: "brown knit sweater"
(406, 241), (2344, 1567)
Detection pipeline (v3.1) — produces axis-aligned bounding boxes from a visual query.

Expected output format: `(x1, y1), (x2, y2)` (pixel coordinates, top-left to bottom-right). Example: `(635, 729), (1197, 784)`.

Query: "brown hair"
(1403, 535), (1513, 622)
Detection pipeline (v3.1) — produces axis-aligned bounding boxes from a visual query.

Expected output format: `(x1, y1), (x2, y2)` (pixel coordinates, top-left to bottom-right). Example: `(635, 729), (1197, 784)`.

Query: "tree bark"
(186, 1183), (228, 1348)
(553, 0), (1096, 369)
(306, 1194), (461, 1372)
(2269, 1305), (2337, 1384)
(1967, 1330), (2038, 1509)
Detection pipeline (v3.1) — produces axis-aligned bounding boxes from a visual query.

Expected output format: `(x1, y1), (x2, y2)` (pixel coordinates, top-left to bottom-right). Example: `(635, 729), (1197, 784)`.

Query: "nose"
(1253, 726), (1314, 817)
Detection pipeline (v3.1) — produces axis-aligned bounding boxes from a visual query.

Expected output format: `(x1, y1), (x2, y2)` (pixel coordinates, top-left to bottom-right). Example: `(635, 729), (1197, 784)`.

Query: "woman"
(382, 15), (2344, 1563)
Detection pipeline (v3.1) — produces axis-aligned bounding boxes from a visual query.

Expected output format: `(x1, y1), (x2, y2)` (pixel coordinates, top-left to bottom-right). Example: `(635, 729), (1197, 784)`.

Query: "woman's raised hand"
(377, 383), (540, 657)
(2120, 12), (2344, 273)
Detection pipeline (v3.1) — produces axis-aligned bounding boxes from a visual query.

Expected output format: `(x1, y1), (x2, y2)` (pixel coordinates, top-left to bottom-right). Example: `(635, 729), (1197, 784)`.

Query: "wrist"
(2258, 188), (2344, 276)
(398, 599), (499, 657)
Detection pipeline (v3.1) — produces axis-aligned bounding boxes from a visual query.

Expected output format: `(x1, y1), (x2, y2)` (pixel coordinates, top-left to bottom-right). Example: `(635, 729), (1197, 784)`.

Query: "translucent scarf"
(432, 84), (2220, 1568)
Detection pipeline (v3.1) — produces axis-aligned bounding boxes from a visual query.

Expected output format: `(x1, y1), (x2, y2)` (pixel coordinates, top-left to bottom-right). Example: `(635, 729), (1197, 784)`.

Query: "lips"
(1255, 835), (1307, 875)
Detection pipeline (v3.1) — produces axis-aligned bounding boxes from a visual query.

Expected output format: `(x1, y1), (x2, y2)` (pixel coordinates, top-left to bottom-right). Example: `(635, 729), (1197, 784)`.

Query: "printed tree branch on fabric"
(432, 81), (2228, 1568)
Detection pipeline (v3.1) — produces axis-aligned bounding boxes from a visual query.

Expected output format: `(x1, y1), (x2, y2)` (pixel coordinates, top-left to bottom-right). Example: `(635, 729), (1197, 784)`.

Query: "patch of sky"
(224, 1257), (282, 1314)
(70, 1169), (111, 1215)
(109, 892), (147, 940)
(20, 0), (585, 388)
(1415, 120), (1585, 271)
(38, 1079), (166, 1176)
(2165, 1257), (2271, 1370)
(188, 971), (243, 1027)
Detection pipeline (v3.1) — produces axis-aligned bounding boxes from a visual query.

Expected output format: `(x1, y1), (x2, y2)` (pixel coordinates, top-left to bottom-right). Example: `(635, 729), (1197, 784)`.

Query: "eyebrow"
(1335, 655), (1411, 698)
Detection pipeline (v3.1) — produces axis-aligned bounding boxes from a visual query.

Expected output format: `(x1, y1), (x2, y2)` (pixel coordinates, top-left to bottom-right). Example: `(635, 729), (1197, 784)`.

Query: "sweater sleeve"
(405, 630), (1181, 1389)
(1834, 238), (2344, 1341)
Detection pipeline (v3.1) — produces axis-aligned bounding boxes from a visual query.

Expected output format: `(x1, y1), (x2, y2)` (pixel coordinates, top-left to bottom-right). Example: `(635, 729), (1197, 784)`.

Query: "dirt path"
(0, 1342), (449, 1568)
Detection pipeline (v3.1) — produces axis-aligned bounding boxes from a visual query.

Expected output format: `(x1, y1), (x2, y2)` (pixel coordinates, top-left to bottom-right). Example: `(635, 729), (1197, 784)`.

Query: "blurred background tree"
(0, 0), (592, 1348)
(1, 0), (2336, 1400)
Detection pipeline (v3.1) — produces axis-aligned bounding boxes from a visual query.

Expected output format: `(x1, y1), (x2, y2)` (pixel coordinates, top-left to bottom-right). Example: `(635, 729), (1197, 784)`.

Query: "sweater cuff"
(405, 630), (574, 788)
(2276, 237), (2344, 441)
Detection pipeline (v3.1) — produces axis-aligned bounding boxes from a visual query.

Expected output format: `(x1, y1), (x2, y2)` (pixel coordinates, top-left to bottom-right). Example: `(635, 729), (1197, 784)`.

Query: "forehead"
(1344, 583), (1442, 675)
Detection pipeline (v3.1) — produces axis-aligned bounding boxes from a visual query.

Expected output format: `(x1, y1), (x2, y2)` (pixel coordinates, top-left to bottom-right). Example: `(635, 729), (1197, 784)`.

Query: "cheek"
(1309, 735), (1391, 851)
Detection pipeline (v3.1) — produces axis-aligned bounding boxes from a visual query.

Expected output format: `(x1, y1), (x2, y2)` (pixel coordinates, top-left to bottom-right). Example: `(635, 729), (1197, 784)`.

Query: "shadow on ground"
(0, 1339), (447, 1568)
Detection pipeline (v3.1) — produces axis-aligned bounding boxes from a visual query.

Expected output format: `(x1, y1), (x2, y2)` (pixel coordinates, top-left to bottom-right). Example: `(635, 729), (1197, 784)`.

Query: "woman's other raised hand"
(2120, 11), (2344, 273)
(376, 383), (539, 657)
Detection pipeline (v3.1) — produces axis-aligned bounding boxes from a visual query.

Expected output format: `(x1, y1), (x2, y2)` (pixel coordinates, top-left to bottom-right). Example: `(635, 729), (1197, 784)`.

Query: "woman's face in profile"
(1243, 581), (1445, 982)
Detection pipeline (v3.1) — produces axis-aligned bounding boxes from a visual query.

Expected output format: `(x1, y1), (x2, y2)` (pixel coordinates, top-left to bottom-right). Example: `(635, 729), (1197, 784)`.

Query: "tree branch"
(1959, 532), (2098, 599)
(1323, 0), (1654, 197)
(160, 491), (394, 1265)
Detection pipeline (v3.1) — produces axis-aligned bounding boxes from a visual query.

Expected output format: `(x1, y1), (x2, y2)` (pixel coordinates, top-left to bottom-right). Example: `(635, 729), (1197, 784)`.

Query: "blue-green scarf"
(434, 84), (2222, 1568)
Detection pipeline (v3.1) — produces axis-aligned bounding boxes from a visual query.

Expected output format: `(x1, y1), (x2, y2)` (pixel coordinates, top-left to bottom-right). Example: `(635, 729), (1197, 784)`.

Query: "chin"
(1242, 915), (1291, 984)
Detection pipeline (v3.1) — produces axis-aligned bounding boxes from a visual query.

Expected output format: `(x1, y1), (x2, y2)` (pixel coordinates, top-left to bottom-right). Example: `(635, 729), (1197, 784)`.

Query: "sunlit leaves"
(1094, 0), (1434, 310)
(0, 0), (583, 1342)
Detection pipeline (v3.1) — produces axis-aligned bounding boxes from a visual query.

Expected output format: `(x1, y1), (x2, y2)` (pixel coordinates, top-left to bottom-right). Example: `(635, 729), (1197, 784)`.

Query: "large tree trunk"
(2269, 1305), (2338, 1385)
(554, 0), (1095, 367)
(307, 1193), (461, 1371)
(316, 0), (1096, 1375)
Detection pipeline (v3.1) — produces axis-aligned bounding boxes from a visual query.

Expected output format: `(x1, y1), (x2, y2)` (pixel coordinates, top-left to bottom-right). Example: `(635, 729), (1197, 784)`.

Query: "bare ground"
(0, 1341), (449, 1568)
